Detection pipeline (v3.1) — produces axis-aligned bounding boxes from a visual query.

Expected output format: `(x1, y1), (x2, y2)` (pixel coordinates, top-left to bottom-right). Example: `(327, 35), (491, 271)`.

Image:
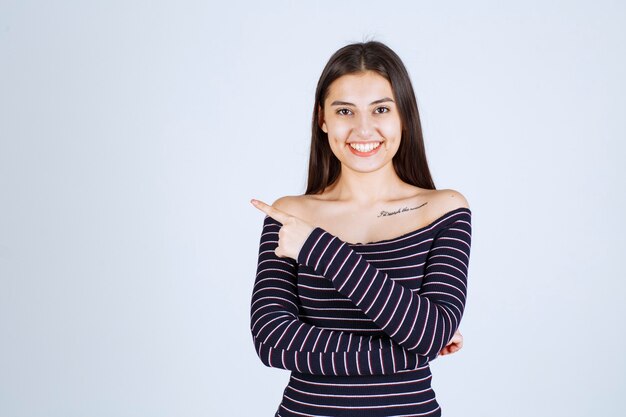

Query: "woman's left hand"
(439, 329), (463, 356)
(251, 198), (316, 261)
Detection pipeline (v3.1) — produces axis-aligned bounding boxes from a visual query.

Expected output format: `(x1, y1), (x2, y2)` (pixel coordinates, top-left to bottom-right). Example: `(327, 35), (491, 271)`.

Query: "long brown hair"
(305, 41), (436, 195)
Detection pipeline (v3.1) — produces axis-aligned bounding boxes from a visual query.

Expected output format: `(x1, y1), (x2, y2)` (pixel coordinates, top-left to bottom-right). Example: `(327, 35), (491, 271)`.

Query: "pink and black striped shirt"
(250, 207), (472, 416)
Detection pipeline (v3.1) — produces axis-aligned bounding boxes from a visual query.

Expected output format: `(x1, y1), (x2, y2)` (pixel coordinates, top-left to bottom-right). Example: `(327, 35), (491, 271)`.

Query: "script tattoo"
(377, 202), (427, 217)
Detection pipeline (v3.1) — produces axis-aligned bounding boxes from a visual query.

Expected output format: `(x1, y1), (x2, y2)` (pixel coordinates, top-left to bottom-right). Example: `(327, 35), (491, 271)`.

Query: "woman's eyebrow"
(330, 97), (395, 106)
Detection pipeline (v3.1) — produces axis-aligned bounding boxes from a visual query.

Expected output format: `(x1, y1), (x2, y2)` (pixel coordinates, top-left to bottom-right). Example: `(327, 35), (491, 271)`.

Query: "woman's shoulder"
(270, 194), (314, 219)
(430, 188), (470, 213)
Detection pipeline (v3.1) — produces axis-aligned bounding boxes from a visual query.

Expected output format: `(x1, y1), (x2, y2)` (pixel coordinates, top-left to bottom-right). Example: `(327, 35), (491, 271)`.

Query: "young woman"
(250, 40), (472, 417)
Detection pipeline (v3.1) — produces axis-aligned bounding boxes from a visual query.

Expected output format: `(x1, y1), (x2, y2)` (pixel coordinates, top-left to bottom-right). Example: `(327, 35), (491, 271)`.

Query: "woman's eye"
(336, 107), (389, 116)
(375, 107), (390, 114)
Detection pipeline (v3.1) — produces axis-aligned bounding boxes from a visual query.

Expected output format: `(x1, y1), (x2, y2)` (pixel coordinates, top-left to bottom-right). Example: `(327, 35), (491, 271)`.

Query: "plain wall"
(1, 1), (625, 416)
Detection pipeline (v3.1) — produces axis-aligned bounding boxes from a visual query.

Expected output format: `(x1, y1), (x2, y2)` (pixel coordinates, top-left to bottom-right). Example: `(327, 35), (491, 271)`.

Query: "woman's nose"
(356, 115), (375, 139)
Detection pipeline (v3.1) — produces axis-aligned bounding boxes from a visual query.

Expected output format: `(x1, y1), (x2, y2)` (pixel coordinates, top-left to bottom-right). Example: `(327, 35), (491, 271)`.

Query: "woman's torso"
(272, 187), (464, 417)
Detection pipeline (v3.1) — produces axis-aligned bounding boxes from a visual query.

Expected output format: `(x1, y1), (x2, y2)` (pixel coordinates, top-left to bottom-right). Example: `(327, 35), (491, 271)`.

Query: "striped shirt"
(250, 207), (472, 416)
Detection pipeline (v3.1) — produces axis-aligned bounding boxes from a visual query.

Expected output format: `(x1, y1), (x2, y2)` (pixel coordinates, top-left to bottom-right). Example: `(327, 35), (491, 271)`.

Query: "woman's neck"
(324, 163), (407, 205)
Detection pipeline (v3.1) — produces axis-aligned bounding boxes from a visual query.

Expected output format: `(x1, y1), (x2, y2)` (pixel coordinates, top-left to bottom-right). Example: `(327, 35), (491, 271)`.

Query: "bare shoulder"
(432, 189), (470, 214)
(271, 194), (312, 219)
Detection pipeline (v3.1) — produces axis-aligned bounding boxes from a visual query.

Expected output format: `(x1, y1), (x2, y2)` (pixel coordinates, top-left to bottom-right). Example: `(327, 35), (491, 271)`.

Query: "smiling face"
(319, 70), (403, 173)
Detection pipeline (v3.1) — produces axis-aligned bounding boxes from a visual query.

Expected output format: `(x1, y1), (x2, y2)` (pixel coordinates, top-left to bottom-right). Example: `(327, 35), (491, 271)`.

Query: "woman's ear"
(318, 105), (327, 133)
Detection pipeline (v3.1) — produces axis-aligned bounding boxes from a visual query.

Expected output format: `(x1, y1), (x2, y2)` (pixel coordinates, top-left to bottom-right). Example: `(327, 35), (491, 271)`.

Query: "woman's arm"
(250, 216), (424, 375)
(297, 209), (472, 361)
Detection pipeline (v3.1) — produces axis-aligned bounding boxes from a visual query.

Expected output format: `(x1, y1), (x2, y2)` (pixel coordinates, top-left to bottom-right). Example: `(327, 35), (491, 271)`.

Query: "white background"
(1, 1), (625, 416)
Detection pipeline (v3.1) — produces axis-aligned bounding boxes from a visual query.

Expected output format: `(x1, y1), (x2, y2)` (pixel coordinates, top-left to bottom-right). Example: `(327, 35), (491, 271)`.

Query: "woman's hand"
(251, 198), (316, 261)
(439, 329), (463, 356)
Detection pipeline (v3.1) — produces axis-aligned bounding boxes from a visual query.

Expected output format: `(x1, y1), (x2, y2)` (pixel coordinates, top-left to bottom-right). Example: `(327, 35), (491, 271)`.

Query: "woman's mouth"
(348, 141), (382, 157)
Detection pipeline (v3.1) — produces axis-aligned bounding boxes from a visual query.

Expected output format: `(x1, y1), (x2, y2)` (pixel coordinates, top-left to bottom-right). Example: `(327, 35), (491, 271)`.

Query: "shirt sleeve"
(297, 209), (472, 361)
(250, 216), (424, 376)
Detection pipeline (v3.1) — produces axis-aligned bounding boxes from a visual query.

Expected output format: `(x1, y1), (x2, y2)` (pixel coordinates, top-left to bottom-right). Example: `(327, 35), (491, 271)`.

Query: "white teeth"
(349, 142), (381, 152)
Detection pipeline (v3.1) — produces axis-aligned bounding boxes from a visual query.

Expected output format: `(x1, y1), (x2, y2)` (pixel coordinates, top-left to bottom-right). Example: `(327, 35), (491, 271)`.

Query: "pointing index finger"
(251, 199), (289, 224)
